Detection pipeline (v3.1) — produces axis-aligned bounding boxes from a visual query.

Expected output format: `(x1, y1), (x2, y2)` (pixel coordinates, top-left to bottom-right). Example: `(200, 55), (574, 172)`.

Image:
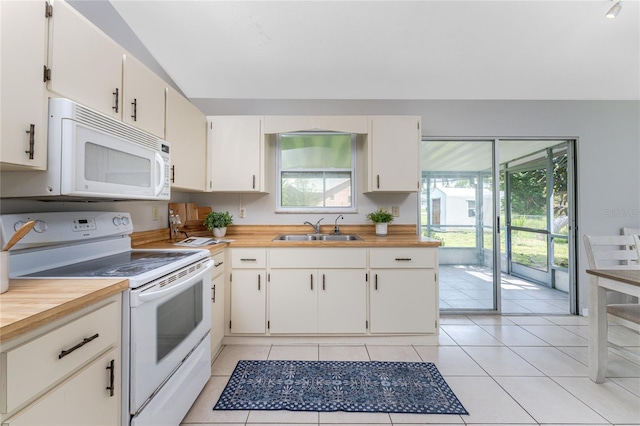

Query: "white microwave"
(1, 98), (171, 200)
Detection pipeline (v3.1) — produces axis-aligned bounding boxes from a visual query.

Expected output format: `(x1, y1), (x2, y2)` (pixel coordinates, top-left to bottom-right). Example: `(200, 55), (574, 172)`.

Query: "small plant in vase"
(203, 211), (233, 237)
(366, 209), (394, 236)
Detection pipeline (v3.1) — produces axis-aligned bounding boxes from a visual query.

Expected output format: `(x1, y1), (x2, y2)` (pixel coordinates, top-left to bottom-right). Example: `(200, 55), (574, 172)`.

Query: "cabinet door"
(4, 348), (120, 426)
(366, 116), (420, 192)
(122, 55), (166, 138)
(370, 270), (437, 334)
(269, 270), (318, 334)
(210, 273), (225, 357)
(208, 116), (264, 192)
(318, 270), (367, 334)
(166, 87), (206, 191)
(0, 0), (48, 170)
(230, 270), (266, 334)
(48, 0), (124, 119)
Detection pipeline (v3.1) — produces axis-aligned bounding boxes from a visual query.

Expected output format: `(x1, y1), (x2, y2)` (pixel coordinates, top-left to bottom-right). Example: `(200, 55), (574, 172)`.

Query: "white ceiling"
(110, 0), (639, 101)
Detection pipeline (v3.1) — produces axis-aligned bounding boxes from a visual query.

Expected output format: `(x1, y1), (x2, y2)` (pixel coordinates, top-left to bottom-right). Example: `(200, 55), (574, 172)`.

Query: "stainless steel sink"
(273, 234), (318, 241)
(273, 234), (362, 242)
(318, 234), (362, 241)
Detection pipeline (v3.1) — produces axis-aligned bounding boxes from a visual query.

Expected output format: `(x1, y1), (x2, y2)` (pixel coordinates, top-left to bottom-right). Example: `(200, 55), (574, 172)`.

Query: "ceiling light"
(605, 1), (622, 18)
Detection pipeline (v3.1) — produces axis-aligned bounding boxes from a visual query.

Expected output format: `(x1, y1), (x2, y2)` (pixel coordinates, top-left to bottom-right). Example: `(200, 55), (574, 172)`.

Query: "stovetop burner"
(23, 250), (198, 278)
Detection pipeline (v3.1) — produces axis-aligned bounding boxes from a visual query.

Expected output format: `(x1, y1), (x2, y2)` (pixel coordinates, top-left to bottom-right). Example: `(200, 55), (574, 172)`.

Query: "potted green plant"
(203, 211), (233, 237)
(366, 209), (394, 236)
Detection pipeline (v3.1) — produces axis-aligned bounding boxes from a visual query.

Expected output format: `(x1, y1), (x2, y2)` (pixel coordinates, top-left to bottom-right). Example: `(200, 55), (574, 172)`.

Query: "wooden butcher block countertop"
(132, 224), (442, 249)
(0, 278), (129, 343)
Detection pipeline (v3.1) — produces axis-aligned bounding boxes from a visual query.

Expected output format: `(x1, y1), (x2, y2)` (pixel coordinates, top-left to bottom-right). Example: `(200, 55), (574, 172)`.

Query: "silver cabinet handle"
(322, 274), (326, 290)
(310, 274), (313, 290)
(241, 258), (257, 262)
(395, 258), (412, 261)
(258, 274), (261, 290)
(375, 274), (378, 290)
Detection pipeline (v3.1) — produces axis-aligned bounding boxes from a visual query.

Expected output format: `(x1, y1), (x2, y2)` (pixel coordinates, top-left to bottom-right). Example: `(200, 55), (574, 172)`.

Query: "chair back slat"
(583, 234), (640, 269)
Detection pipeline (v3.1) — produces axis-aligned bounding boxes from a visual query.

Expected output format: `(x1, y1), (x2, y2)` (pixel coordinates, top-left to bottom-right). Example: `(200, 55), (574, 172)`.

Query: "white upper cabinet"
(0, 0), (48, 170)
(166, 87), (206, 192)
(364, 116), (421, 192)
(264, 116), (368, 134)
(47, 0), (124, 119)
(122, 54), (167, 138)
(207, 116), (265, 192)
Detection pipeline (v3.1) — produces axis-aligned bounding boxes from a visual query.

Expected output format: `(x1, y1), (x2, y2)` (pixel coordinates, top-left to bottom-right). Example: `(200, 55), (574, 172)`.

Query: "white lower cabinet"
(370, 270), (436, 334)
(229, 249), (267, 334)
(210, 251), (226, 357)
(230, 270), (266, 334)
(269, 269), (318, 334)
(269, 269), (367, 334)
(0, 295), (121, 425)
(225, 246), (439, 337)
(317, 269), (367, 334)
(3, 348), (120, 426)
(369, 248), (438, 334)
(268, 248), (367, 335)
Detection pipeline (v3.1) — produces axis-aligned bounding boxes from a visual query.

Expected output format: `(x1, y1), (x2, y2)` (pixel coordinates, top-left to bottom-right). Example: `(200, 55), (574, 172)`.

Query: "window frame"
(276, 131), (357, 213)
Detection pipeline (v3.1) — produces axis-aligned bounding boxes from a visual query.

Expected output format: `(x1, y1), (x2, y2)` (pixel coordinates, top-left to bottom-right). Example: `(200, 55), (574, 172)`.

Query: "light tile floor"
(440, 265), (570, 314)
(181, 315), (640, 425)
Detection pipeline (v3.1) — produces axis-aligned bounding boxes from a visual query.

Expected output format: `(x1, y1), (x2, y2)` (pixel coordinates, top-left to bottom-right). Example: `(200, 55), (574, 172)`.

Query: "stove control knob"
(112, 217), (122, 226)
(33, 220), (47, 233)
(13, 220), (26, 231)
(121, 216), (130, 226)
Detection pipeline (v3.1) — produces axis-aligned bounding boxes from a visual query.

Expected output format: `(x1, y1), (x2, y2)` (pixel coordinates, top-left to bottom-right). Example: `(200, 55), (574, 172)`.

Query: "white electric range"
(0, 211), (213, 426)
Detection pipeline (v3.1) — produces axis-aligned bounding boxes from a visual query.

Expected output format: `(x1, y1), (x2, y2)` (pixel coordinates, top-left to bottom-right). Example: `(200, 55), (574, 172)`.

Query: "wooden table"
(586, 268), (640, 382)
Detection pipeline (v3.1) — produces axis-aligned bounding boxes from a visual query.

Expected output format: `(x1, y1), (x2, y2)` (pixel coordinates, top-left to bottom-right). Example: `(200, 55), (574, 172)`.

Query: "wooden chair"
(583, 234), (640, 368)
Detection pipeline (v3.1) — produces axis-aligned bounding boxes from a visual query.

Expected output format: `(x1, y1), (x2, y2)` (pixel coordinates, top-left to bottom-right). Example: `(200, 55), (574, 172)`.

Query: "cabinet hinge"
(45, 2), (53, 18)
(43, 66), (51, 82)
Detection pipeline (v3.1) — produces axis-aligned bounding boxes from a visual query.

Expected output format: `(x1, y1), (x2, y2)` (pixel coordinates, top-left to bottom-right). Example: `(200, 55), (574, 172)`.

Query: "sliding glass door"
(422, 139), (577, 315)
(421, 140), (499, 311)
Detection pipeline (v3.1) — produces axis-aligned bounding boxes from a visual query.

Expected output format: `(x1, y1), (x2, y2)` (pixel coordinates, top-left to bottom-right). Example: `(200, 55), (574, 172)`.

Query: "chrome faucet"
(334, 215), (344, 235)
(304, 218), (324, 234)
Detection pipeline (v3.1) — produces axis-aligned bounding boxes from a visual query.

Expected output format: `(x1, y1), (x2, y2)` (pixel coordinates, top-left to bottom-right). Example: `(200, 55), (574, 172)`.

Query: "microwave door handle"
(154, 152), (166, 196)
(137, 260), (213, 303)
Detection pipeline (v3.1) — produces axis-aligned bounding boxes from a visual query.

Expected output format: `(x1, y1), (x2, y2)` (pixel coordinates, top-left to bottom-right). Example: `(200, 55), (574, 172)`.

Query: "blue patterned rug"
(213, 360), (468, 415)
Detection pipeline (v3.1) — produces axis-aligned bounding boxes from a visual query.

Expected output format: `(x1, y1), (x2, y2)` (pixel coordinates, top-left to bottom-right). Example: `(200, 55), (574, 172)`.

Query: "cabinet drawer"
(1, 300), (119, 414)
(369, 248), (436, 269)
(270, 248), (366, 269)
(231, 248), (266, 268)
(211, 251), (225, 279)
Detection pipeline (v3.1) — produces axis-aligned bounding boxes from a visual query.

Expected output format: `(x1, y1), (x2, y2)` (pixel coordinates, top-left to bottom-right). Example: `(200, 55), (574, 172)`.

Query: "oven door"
(60, 120), (170, 200)
(129, 259), (213, 414)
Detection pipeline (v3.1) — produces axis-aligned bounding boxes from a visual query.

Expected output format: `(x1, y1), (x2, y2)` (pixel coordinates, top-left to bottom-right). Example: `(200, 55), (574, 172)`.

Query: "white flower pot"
(375, 223), (388, 236)
(213, 227), (227, 238)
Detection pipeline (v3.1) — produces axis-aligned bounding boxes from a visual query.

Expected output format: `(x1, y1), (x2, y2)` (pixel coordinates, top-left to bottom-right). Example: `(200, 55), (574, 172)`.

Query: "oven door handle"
(137, 260), (213, 303)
